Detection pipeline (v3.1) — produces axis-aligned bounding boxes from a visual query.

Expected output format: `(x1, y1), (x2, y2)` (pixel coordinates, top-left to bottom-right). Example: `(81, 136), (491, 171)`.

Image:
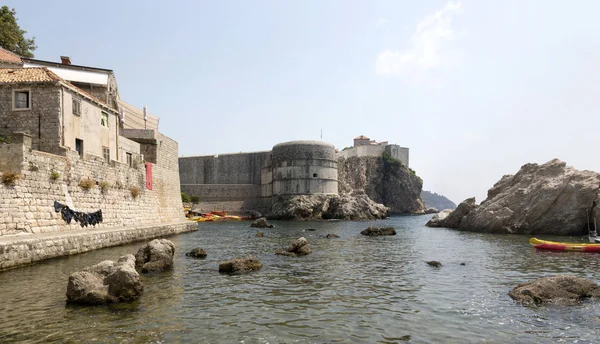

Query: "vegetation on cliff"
(421, 190), (457, 210)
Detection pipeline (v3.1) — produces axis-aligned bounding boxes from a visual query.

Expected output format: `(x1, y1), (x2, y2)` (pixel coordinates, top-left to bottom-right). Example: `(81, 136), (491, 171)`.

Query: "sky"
(5, 0), (600, 205)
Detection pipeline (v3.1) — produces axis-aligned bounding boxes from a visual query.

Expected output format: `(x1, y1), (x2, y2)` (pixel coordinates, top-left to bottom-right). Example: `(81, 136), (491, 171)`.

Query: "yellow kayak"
(529, 237), (600, 252)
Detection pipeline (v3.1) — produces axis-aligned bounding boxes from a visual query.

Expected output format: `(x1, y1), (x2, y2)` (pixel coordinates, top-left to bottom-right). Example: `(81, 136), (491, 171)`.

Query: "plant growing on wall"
(130, 186), (141, 198)
(191, 196), (200, 204)
(99, 181), (111, 194)
(1, 171), (21, 186)
(78, 177), (96, 190)
(50, 171), (60, 181)
(181, 192), (190, 203)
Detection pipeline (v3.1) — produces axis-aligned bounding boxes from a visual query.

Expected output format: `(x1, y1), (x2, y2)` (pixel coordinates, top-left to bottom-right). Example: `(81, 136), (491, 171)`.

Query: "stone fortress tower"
(262, 141), (338, 197)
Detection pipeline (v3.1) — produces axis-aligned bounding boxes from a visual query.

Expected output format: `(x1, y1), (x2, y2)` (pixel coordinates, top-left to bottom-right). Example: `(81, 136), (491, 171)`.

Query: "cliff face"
(338, 155), (425, 214)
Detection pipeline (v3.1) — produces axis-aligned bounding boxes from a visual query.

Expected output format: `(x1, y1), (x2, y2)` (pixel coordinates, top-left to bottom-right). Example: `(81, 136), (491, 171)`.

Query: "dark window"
(126, 152), (133, 167)
(101, 112), (109, 127)
(103, 146), (110, 163)
(313, 173), (318, 178)
(14, 90), (30, 109)
(72, 99), (81, 116)
(75, 139), (83, 157)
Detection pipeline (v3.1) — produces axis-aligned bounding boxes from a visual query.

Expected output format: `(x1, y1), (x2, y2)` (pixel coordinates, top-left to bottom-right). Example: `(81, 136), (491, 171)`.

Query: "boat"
(529, 237), (600, 252)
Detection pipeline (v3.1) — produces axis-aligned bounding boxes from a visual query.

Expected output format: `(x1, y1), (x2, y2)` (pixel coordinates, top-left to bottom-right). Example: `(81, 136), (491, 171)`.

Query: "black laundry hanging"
(53, 200), (103, 228)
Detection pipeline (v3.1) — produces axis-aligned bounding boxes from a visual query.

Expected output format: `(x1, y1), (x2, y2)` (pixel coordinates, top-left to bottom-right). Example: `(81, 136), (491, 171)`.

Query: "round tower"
(271, 141), (338, 196)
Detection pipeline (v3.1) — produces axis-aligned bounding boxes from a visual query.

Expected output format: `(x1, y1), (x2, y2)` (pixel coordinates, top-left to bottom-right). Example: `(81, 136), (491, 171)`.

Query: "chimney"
(60, 56), (71, 65)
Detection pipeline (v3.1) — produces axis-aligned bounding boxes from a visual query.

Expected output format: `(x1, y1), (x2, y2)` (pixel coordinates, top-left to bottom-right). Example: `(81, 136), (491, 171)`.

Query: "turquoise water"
(1, 215), (599, 343)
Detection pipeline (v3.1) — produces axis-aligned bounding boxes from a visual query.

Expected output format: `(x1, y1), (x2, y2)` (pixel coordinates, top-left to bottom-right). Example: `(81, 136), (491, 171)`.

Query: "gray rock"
(360, 226), (397, 236)
(459, 159), (600, 235)
(268, 194), (389, 221)
(255, 232), (264, 237)
(276, 237), (313, 257)
(186, 247), (207, 258)
(509, 275), (600, 305)
(135, 239), (175, 273)
(442, 197), (478, 228)
(250, 217), (274, 228)
(218, 256), (262, 274)
(66, 254), (142, 305)
(325, 233), (340, 239)
(425, 209), (453, 227)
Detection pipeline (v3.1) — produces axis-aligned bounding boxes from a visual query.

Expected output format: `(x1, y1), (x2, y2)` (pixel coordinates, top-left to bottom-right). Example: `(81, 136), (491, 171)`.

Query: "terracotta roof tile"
(0, 68), (61, 83)
(0, 47), (23, 64)
(354, 135), (370, 140)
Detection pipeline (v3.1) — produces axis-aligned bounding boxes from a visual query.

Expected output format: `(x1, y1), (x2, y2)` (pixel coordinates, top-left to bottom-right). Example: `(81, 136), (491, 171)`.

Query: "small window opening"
(313, 173), (318, 178)
(101, 112), (109, 127)
(72, 98), (81, 116)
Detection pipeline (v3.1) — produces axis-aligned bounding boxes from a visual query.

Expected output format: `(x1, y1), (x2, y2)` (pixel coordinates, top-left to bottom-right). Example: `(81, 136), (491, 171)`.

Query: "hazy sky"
(6, 0), (600, 205)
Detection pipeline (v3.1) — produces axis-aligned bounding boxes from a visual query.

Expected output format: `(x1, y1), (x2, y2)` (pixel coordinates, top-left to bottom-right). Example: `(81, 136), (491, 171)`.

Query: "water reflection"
(0, 216), (599, 343)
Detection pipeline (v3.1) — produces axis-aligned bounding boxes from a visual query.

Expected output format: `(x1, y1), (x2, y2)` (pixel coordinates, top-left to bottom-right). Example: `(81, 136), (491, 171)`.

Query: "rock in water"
(360, 226), (397, 236)
(276, 237), (313, 257)
(267, 194), (389, 221)
(425, 209), (453, 227)
(458, 159), (600, 235)
(66, 254), (142, 304)
(135, 239), (175, 273)
(186, 247), (207, 258)
(438, 198), (477, 229)
(256, 232), (264, 237)
(426, 261), (442, 268)
(218, 256), (262, 274)
(325, 233), (340, 239)
(509, 275), (600, 305)
(250, 217), (274, 228)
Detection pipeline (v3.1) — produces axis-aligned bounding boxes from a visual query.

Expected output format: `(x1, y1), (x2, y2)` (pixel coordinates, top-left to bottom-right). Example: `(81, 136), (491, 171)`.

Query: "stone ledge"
(0, 221), (197, 271)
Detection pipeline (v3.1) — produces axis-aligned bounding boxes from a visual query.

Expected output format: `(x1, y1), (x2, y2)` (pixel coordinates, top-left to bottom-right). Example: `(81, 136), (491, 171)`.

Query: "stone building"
(341, 135), (409, 168)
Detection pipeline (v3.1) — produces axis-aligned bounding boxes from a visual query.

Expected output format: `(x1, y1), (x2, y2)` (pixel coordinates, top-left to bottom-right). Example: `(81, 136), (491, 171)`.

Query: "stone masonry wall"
(0, 83), (62, 153)
(0, 133), (186, 236)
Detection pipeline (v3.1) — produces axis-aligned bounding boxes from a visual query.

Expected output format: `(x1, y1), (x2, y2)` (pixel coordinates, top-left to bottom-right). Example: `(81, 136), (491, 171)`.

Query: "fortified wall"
(179, 141), (338, 212)
(0, 131), (189, 236)
(338, 144), (409, 168)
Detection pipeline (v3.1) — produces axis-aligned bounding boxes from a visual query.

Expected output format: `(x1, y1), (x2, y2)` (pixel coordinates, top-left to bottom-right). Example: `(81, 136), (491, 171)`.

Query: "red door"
(145, 162), (153, 190)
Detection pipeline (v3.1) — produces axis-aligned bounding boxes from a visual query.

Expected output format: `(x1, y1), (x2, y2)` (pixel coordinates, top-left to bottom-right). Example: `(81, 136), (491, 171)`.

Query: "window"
(13, 90), (31, 110)
(101, 112), (109, 127)
(75, 139), (83, 157)
(126, 152), (133, 167)
(72, 98), (81, 116)
(103, 147), (110, 163)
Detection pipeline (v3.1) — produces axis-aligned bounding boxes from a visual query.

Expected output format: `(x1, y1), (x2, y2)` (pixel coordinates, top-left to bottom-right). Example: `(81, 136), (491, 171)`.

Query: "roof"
(354, 135), (370, 140)
(0, 47), (23, 65)
(0, 68), (61, 83)
(0, 67), (116, 113)
(22, 58), (113, 72)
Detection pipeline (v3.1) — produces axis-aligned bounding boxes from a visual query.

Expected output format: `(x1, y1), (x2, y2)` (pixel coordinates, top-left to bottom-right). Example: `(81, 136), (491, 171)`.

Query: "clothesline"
(53, 201), (103, 228)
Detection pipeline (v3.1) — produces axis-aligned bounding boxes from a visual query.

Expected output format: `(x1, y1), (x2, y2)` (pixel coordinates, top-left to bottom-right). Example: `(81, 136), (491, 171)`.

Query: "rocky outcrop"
(276, 237), (313, 257)
(250, 217), (274, 228)
(186, 247), (207, 258)
(135, 239), (175, 273)
(218, 256), (262, 274)
(338, 156), (425, 214)
(431, 159), (600, 235)
(360, 226), (397, 236)
(425, 209), (453, 227)
(66, 254), (143, 305)
(267, 193), (389, 221)
(509, 275), (600, 305)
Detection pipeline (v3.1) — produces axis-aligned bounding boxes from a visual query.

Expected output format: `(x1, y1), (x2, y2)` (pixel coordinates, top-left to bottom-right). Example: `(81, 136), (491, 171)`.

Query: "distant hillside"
(421, 190), (457, 210)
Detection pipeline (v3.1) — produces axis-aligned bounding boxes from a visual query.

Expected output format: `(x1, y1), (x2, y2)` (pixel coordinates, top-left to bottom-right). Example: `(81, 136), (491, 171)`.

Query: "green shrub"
(50, 171), (61, 181)
(181, 192), (190, 203)
(1, 171), (21, 186)
(191, 196), (200, 204)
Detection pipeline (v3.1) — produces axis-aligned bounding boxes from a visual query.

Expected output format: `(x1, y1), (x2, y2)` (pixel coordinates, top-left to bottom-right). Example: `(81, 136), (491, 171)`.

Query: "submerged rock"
(250, 217), (274, 228)
(256, 232), (264, 237)
(325, 233), (340, 239)
(446, 159), (600, 235)
(426, 261), (442, 268)
(186, 247), (207, 258)
(276, 237), (313, 257)
(135, 239), (175, 273)
(268, 194), (389, 221)
(509, 275), (600, 305)
(66, 254), (142, 305)
(360, 226), (396, 236)
(218, 256), (262, 274)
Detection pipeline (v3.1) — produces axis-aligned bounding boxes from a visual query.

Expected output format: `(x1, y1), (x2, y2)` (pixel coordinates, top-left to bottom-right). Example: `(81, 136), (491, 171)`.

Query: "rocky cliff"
(427, 159), (600, 236)
(338, 155), (425, 214)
